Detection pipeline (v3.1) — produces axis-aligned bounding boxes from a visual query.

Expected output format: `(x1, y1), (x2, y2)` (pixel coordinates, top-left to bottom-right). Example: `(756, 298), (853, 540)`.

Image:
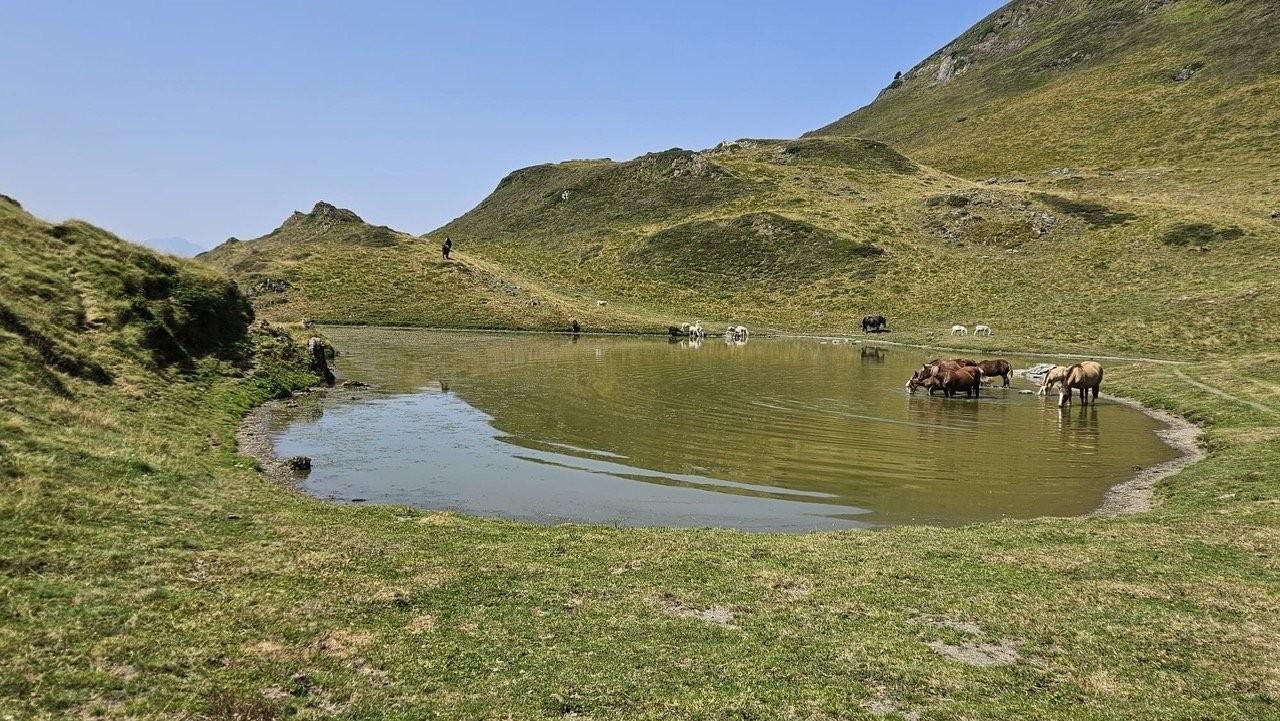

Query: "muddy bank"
(236, 388), (337, 490)
(237, 399), (299, 489)
(1089, 395), (1204, 516)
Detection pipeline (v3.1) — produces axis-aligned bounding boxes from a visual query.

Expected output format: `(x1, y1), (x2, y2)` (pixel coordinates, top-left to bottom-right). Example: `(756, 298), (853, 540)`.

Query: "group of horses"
(906, 357), (1011, 398)
(1037, 361), (1104, 407)
(906, 357), (1103, 407)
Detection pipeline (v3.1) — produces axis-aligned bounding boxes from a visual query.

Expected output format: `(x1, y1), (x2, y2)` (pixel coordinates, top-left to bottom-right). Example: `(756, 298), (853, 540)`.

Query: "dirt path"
(1171, 368), (1277, 415)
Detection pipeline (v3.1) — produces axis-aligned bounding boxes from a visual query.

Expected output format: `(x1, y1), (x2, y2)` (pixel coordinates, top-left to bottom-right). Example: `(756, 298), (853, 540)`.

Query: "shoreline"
(1088, 395), (1205, 516)
(237, 395), (317, 491)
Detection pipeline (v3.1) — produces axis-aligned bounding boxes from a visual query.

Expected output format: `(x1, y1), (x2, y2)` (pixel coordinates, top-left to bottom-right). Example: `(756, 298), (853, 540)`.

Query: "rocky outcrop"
(248, 278), (290, 297)
(307, 337), (335, 385)
(280, 202), (365, 231)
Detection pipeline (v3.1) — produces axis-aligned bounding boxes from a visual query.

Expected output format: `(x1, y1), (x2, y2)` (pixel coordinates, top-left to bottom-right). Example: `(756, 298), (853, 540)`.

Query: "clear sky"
(1, 1), (1006, 251)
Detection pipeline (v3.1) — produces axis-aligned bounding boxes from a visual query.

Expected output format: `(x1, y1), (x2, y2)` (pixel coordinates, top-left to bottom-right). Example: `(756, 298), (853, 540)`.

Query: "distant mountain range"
(140, 236), (208, 257)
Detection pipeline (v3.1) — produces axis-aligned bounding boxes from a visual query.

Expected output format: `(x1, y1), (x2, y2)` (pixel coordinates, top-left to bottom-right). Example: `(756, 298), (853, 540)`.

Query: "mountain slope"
(809, 0), (1280, 218)
(201, 140), (970, 335)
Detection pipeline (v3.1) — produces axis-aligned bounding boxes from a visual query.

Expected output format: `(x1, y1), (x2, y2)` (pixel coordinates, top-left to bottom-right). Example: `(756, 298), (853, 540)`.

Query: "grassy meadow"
(6, 0), (1280, 717)
(5, 193), (1280, 719)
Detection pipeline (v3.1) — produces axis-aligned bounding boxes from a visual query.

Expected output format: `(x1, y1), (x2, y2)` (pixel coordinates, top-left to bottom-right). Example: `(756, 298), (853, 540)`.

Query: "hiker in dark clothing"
(442, 236), (453, 260)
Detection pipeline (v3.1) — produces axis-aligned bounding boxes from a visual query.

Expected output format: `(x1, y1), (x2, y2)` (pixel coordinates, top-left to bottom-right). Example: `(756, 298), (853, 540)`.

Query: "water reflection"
(270, 328), (1182, 530)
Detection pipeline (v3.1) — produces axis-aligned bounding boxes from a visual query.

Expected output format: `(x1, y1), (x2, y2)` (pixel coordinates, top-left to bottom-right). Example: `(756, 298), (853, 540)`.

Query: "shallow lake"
(266, 327), (1181, 531)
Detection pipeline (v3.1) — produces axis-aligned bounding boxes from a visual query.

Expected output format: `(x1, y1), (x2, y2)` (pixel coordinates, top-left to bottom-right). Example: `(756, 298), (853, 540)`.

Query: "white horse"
(974, 324), (992, 336)
(951, 325), (968, 336)
(689, 321), (705, 340)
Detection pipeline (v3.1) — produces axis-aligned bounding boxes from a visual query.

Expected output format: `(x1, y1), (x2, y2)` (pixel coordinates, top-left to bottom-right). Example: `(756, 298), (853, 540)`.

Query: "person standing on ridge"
(442, 236), (453, 260)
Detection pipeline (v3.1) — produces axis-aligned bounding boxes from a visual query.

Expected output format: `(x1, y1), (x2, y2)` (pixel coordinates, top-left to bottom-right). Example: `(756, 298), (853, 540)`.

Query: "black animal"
(862, 314), (888, 333)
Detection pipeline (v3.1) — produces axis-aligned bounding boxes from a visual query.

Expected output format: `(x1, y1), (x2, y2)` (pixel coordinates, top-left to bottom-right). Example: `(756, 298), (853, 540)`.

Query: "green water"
(267, 327), (1180, 530)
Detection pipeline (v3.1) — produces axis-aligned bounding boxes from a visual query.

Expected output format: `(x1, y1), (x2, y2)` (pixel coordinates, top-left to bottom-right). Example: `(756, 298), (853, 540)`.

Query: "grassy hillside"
(9, 0), (1280, 716)
(195, 2), (1280, 357)
(204, 134), (1279, 360)
(810, 0), (1280, 218)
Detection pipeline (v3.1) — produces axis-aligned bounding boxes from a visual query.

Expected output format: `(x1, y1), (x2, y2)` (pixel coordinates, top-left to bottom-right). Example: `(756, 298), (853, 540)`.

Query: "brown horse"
(1058, 361), (1103, 407)
(908, 366), (982, 398)
(976, 359), (1012, 387)
(909, 361), (949, 389)
(907, 358), (979, 391)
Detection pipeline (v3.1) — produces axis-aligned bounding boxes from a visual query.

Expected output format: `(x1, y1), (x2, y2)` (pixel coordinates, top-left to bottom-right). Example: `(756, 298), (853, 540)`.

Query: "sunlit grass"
(4, 194), (1280, 717)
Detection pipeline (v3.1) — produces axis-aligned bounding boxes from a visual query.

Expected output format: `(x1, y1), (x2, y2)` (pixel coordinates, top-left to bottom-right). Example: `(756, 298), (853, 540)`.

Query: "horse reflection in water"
(860, 346), (886, 363)
(905, 392), (982, 443)
(1058, 405), (1099, 452)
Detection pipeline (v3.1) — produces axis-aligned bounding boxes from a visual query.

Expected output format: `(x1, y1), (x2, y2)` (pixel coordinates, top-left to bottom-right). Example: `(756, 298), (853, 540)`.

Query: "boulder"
(307, 337), (336, 385)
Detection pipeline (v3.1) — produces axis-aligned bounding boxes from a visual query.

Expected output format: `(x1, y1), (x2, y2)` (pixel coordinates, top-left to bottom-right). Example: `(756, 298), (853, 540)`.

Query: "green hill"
(809, 0), (1280, 218)
(1, 194), (256, 385)
(11, 188), (1280, 718)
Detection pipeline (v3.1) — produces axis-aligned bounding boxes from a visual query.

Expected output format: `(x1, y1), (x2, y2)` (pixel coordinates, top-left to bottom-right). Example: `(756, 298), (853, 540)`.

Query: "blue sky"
(1, 1), (1006, 251)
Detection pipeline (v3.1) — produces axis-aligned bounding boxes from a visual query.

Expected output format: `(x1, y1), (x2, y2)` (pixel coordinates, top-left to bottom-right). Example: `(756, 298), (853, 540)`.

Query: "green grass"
(4, 193), (1280, 719)
(7, 1), (1280, 715)
(811, 0), (1280, 219)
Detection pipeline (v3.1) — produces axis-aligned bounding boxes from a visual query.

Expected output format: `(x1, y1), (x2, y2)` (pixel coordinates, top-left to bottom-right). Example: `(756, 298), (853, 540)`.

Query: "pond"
(265, 327), (1181, 531)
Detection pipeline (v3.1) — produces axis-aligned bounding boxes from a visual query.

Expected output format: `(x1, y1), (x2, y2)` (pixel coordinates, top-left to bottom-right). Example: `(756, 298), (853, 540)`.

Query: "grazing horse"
(1058, 361), (1104, 408)
(974, 324), (992, 336)
(975, 358), (1012, 387)
(951, 325), (968, 336)
(1037, 365), (1069, 395)
(862, 315), (888, 333)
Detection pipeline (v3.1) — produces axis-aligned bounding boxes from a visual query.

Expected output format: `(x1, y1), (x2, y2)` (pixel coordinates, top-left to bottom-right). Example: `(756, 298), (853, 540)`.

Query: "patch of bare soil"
(918, 615), (1023, 667)
(649, 595), (739, 629)
(926, 639), (1021, 667)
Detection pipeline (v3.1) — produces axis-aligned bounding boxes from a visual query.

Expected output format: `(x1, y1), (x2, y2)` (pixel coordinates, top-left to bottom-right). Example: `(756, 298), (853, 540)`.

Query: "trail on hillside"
(1170, 368), (1278, 415)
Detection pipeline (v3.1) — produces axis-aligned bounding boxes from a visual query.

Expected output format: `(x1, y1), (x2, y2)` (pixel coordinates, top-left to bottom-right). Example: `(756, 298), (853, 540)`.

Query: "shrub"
(1162, 223), (1245, 247)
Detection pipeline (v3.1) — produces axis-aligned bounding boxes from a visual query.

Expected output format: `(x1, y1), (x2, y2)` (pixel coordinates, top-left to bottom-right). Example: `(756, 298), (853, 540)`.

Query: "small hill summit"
(280, 201), (366, 230)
